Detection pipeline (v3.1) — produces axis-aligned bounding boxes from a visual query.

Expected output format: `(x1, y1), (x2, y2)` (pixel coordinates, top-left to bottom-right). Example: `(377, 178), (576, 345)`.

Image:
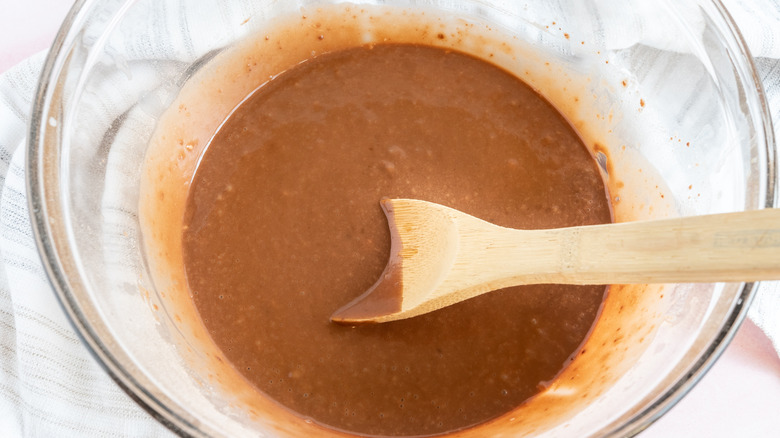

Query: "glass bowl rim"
(25, 0), (777, 436)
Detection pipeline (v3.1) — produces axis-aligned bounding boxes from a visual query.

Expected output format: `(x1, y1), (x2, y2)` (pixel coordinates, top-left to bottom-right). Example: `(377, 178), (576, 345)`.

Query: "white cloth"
(0, 53), (174, 437)
(0, 1), (779, 437)
(727, 0), (780, 356)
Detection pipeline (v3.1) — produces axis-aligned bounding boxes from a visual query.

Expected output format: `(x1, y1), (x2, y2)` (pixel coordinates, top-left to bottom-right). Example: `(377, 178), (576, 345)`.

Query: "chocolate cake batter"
(182, 44), (611, 436)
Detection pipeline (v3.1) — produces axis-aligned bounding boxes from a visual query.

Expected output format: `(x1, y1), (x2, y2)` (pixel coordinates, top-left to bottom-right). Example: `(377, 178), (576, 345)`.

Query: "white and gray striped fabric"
(1, 0), (779, 436)
(0, 53), (174, 437)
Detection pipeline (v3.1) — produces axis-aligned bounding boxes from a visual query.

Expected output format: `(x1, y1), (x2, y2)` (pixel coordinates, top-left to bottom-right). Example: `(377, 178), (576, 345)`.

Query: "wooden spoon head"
(331, 198), (461, 324)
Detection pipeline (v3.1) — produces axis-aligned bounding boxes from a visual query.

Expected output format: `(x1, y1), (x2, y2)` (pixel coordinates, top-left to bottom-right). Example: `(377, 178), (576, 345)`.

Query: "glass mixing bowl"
(28, 0), (775, 436)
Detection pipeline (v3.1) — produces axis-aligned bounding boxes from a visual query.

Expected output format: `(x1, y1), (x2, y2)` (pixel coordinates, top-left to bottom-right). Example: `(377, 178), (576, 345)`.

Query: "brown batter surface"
(182, 44), (611, 436)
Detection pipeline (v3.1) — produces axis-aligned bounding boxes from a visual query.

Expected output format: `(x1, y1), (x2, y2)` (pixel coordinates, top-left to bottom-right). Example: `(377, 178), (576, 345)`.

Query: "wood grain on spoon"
(331, 199), (780, 324)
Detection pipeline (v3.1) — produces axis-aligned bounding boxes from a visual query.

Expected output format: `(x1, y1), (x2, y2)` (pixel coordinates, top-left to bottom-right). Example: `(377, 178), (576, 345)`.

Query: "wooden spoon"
(331, 198), (780, 324)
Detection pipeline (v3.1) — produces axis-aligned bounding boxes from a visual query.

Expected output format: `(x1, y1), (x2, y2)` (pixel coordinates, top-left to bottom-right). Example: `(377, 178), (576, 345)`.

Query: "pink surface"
(0, 1), (72, 73)
(2, 1), (779, 436)
(650, 319), (780, 436)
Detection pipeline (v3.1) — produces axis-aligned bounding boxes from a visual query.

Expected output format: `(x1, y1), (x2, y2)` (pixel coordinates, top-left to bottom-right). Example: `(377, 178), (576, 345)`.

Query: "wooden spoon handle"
(483, 208), (780, 286)
(332, 201), (780, 324)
